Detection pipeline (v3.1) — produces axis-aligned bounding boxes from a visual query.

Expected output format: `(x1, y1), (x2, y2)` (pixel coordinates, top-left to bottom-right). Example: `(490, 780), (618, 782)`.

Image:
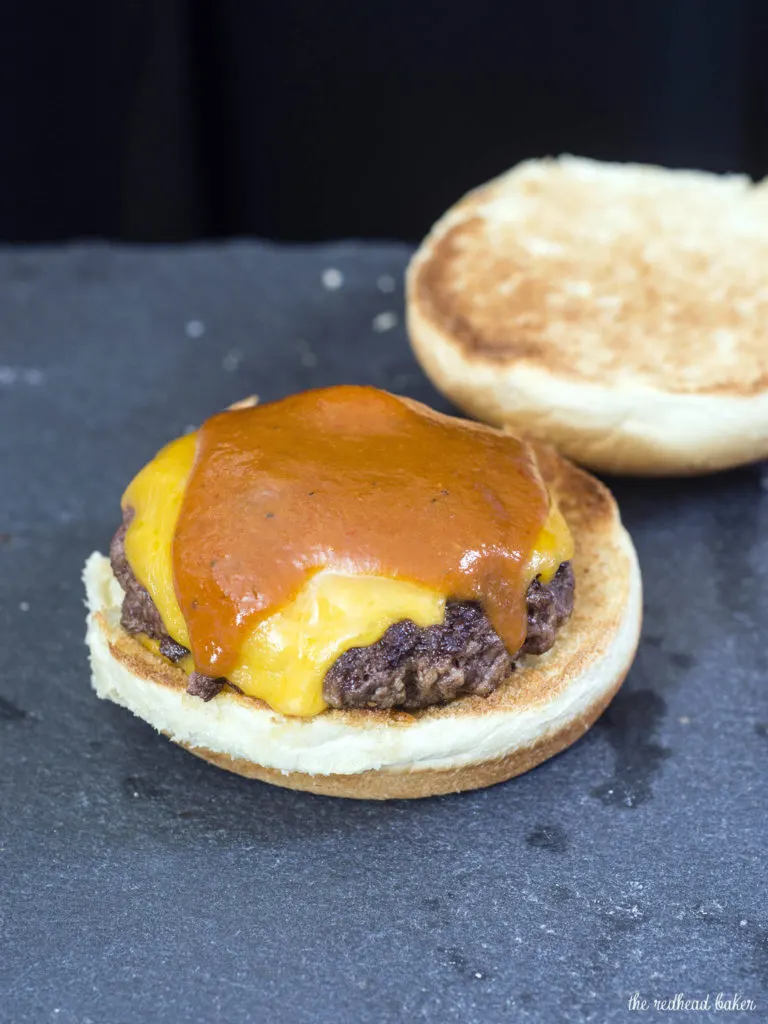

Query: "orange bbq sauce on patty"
(172, 386), (551, 677)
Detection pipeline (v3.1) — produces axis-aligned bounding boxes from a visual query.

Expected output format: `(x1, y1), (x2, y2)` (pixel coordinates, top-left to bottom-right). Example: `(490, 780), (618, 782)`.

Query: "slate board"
(0, 242), (766, 1024)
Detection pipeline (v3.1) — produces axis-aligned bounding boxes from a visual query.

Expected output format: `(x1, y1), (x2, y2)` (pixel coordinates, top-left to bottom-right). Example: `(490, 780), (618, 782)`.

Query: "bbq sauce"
(172, 386), (560, 678)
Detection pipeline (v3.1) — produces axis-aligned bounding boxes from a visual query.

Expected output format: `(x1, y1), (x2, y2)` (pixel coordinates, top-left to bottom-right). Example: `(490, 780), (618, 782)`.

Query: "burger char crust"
(110, 511), (574, 711)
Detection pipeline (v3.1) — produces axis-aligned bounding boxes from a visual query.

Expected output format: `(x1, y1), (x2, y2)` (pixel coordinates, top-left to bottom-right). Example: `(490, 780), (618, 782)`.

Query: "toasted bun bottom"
(84, 448), (642, 799)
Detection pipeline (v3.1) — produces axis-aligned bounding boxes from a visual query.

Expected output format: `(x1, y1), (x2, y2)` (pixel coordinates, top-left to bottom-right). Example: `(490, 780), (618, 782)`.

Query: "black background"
(1, 0), (767, 243)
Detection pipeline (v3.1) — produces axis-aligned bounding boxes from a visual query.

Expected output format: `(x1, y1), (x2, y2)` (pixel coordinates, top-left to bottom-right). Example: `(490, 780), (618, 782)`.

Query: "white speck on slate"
(297, 339), (318, 368)
(698, 900), (724, 917)
(377, 274), (396, 293)
(474, 972), (483, 979)
(19, 601), (29, 612)
(185, 319), (206, 338)
(740, 918), (748, 927)
(222, 349), (242, 372)
(679, 715), (690, 725)
(321, 268), (344, 290)
(373, 311), (398, 333)
(0, 366), (45, 386)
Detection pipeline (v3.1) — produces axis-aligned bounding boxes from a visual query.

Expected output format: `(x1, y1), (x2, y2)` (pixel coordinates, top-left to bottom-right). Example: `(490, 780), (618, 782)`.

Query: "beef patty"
(110, 510), (574, 710)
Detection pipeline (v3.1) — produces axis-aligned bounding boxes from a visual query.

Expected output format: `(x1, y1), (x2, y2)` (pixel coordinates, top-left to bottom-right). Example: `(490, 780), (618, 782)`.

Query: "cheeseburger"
(84, 385), (641, 798)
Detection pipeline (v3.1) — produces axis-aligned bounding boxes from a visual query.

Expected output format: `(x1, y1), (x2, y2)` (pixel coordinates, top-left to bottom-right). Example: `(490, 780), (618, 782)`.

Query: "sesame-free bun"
(407, 155), (768, 475)
(84, 446), (641, 799)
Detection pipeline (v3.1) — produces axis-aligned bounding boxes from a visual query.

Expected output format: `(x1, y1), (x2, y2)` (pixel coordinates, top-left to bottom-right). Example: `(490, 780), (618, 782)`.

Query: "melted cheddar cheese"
(122, 430), (573, 717)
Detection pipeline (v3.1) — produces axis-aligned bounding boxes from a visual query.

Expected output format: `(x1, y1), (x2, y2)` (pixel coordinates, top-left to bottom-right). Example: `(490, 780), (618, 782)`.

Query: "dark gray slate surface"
(0, 242), (766, 1024)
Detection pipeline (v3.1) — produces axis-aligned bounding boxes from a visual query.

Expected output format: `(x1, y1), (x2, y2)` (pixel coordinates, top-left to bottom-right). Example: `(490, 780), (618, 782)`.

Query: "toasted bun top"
(409, 155), (768, 398)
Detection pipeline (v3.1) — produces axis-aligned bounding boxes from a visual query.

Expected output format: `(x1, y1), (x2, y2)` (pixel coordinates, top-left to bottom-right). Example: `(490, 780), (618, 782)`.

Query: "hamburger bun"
(84, 445), (641, 799)
(407, 155), (768, 475)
